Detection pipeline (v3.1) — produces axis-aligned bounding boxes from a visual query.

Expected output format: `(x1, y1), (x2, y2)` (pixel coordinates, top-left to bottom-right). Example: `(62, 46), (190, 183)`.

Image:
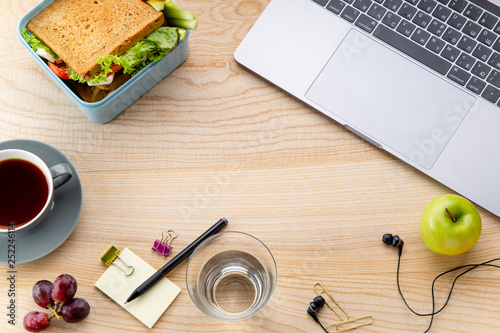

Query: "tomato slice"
(48, 62), (70, 80)
(108, 63), (123, 76)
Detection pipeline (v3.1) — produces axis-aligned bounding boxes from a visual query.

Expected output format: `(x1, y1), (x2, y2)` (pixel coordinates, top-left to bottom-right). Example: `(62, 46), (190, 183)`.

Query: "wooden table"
(2, 1), (500, 332)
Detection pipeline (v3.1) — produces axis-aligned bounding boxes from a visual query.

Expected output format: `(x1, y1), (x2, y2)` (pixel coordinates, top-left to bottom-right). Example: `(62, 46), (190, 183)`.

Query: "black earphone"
(382, 233), (404, 255)
(382, 233), (500, 333)
(307, 295), (328, 333)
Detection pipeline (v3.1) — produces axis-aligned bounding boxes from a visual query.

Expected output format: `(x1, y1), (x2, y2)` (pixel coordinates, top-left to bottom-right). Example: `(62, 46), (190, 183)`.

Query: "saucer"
(0, 139), (83, 264)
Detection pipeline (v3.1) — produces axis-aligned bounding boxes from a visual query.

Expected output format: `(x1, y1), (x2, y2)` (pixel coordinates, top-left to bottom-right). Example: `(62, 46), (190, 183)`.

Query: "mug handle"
(49, 163), (73, 189)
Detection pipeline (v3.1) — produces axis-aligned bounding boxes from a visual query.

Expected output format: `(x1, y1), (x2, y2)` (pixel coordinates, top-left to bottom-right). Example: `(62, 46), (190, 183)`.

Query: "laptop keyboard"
(312, 0), (500, 106)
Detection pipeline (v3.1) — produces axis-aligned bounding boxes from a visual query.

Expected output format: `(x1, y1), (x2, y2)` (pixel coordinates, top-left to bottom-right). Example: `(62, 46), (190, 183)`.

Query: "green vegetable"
(162, 1), (198, 30)
(177, 28), (187, 41)
(163, 0), (181, 11)
(164, 9), (195, 20)
(167, 18), (198, 30)
(146, 0), (164, 11)
(21, 28), (59, 60)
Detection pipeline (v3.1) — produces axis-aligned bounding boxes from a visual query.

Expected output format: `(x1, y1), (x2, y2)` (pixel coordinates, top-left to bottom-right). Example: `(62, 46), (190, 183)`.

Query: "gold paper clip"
(101, 245), (135, 276)
(326, 316), (375, 332)
(313, 282), (349, 322)
(313, 283), (374, 332)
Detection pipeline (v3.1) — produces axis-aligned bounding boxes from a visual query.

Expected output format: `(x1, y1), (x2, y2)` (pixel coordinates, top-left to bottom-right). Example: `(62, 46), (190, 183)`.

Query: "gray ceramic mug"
(0, 149), (72, 233)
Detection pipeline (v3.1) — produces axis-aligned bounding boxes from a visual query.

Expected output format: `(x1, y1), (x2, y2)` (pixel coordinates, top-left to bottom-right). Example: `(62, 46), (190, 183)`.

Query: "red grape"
(61, 298), (90, 323)
(51, 274), (77, 303)
(23, 311), (50, 332)
(32, 280), (54, 309)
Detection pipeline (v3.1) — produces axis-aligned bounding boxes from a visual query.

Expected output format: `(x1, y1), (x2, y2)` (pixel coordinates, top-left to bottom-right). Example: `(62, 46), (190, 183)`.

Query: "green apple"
(420, 194), (482, 256)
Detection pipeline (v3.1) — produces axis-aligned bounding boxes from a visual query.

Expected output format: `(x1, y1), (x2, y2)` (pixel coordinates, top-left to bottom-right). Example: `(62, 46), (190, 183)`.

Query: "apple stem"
(445, 208), (457, 223)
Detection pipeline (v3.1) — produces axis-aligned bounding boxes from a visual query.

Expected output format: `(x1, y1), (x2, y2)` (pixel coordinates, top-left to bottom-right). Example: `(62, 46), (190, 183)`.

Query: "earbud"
(307, 296), (328, 332)
(382, 233), (404, 255)
(307, 296), (325, 316)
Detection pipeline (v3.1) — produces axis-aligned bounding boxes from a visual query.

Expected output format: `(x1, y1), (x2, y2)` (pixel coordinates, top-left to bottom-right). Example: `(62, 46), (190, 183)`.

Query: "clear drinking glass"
(186, 231), (277, 321)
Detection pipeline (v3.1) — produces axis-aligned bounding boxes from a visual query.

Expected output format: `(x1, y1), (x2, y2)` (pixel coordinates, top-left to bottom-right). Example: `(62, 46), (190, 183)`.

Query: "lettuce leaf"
(73, 26), (180, 84)
(21, 28), (59, 60)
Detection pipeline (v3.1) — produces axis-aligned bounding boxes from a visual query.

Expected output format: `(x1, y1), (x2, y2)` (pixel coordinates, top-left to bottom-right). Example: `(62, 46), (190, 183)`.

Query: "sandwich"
(22, 0), (197, 103)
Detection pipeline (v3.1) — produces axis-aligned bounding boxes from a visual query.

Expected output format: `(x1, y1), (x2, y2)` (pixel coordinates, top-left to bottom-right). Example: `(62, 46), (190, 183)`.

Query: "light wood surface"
(2, 1), (500, 332)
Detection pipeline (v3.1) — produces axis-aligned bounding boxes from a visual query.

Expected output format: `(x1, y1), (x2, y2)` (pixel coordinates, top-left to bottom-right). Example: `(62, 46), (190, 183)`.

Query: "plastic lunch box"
(17, 0), (190, 123)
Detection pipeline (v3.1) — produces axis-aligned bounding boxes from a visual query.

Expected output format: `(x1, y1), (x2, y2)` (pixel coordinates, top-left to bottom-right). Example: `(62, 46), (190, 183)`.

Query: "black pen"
(125, 217), (228, 304)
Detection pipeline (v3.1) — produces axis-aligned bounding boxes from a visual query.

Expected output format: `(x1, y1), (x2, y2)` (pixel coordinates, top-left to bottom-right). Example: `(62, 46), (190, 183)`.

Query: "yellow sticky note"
(95, 248), (181, 328)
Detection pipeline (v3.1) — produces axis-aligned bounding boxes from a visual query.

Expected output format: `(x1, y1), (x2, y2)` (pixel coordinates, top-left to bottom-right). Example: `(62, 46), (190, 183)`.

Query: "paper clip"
(101, 245), (135, 276)
(152, 230), (177, 257)
(313, 282), (349, 322)
(325, 316), (374, 332)
(313, 282), (374, 332)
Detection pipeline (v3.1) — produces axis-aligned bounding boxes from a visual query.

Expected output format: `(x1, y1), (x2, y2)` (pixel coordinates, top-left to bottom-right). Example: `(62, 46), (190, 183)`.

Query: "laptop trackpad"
(306, 29), (475, 169)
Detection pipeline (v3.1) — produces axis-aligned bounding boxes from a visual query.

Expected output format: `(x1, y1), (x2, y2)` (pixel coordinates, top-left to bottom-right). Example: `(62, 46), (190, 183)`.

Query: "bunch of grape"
(23, 274), (90, 332)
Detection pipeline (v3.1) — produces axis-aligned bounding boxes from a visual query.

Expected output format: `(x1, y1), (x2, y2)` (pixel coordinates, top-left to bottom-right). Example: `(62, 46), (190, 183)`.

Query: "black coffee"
(0, 158), (49, 228)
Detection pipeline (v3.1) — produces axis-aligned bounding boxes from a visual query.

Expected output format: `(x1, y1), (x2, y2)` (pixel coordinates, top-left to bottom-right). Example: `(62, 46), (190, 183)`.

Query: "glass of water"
(186, 231), (277, 321)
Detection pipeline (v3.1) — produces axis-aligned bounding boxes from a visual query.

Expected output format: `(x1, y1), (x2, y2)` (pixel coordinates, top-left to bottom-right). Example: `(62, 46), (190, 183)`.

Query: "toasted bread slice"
(27, 0), (164, 79)
(73, 71), (131, 103)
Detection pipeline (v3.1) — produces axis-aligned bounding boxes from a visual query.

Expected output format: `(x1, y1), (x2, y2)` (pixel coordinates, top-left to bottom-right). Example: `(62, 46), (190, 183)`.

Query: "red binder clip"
(152, 230), (177, 257)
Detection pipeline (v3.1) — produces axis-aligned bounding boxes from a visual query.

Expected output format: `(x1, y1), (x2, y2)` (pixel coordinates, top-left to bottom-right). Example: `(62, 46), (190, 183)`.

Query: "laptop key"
(478, 12), (498, 29)
(472, 61), (492, 79)
(456, 52), (476, 70)
(442, 27), (461, 44)
(441, 44), (461, 61)
(447, 12), (467, 29)
(493, 39), (500, 52)
(432, 4), (452, 21)
(436, 0), (449, 5)
(383, 0), (403, 11)
(448, 0), (467, 13)
(488, 52), (500, 70)
(477, 29), (497, 47)
(341, 6), (361, 22)
(463, 3), (483, 21)
(447, 65), (471, 85)
(481, 84), (500, 103)
(398, 3), (417, 20)
(373, 24), (452, 74)
(426, 36), (446, 53)
(353, 0), (372, 12)
(472, 44), (493, 62)
(487, 69), (500, 88)
(382, 11), (402, 28)
(326, 0), (346, 14)
(313, 0), (329, 5)
(457, 35), (477, 53)
(405, 0), (418, 5)
(418, 0), (437, 13)
(466, 76), (487, 94)
(412, 27), (432, 45)
(413, 11), (432, 28)
(355, 14), (379, 32)
(494, 21), (500, 34)
(368, 3), (387, 20)
(462, 21), (482, 38)
(428, 18), (447, 36)
(396, 19), (417, 36)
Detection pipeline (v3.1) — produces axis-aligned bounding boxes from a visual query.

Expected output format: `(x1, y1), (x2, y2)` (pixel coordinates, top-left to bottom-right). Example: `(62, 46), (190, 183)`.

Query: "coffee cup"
(0, 149), (72, 233)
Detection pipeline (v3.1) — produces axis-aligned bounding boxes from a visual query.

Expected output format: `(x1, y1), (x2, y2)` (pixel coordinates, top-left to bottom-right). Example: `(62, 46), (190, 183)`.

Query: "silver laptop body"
(235, 0), (500, 217)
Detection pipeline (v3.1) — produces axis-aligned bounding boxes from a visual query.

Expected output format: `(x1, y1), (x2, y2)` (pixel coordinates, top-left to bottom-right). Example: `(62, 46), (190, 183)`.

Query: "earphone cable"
(396, 253), (500, 332)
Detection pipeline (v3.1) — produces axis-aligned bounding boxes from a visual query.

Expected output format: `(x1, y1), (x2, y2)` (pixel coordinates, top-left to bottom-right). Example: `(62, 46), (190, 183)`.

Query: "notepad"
(95, 248), (181, 328)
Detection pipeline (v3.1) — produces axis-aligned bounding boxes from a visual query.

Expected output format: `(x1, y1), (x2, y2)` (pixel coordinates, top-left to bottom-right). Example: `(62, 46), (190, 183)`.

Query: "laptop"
(235, 0), (500, 217)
